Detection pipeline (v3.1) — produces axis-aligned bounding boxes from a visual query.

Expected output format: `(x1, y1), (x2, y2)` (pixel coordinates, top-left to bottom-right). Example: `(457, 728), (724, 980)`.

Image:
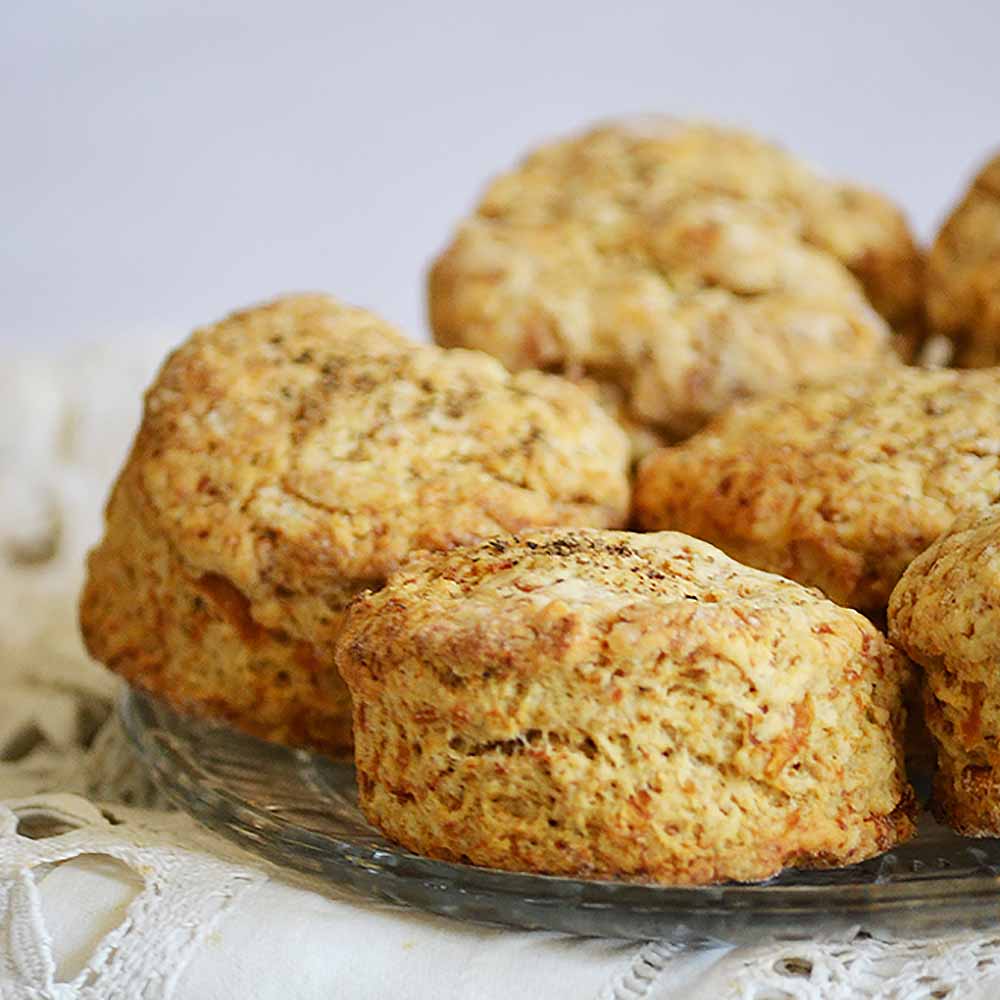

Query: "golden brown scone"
(889, 506), (1000, 835)
(927, 151), (1000, 367)
(338, 528), (915, 884)
(429, 118), (923, 445)
(80, 295), (630, 756)
(634, 366), (1000, 616)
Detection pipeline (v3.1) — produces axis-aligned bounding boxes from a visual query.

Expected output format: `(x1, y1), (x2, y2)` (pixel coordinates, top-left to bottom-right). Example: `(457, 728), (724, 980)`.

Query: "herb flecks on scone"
(636, 366), (1000, 614)
(80, 294), (630, 755)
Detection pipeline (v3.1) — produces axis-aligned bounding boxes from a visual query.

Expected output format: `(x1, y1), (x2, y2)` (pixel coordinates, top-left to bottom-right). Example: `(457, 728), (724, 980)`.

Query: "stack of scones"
(81, 120), (1000, 884)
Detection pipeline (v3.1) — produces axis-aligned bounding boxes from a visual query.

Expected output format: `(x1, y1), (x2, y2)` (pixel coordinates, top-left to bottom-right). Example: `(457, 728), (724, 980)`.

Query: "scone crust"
(81, 295), (630, 754)
(338, 529), (914, 884)
(635, 367), (1000, 614)
(889, 507), (1000, 835)
(430, 119), (921, 442)
(926, 152), (1000, 367)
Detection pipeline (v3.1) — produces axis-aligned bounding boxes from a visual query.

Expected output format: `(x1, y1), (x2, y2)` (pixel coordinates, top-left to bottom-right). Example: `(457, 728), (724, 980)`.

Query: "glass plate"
(121, 689), (1000, 943)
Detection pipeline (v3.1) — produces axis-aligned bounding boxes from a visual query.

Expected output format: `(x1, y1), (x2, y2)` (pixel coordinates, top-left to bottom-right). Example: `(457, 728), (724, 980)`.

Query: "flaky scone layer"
(430, 119), (922, 444)
(927, 152), (1000, 367)
(635, 366), (1000, 615)
(339, 529), (915, 884)
(80, 295), (630, 755)
(890, 507), (1000, 835)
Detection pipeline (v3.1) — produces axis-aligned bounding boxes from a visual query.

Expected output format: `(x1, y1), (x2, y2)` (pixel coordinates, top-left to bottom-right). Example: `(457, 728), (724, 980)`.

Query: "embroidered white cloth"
(2, 338), (999, 1000)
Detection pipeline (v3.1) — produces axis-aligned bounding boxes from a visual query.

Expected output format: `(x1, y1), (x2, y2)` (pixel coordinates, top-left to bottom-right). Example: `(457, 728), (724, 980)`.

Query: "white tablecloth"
(3, 341), (999, 1000)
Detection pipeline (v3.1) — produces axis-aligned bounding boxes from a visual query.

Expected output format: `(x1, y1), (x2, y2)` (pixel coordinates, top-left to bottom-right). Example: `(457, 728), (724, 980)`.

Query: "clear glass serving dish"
(121, 689), (1000, 943)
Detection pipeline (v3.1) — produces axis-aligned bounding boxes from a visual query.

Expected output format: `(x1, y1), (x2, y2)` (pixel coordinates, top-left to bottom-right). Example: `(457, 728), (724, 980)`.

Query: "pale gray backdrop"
(2, 0), (997, 348)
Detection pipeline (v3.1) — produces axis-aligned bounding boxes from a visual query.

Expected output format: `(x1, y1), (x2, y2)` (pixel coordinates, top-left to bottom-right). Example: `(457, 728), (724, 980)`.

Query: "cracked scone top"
(889, 507), (1000, 836)
(927, 151), (1000, 366)
(337, 529), (915, 884)
(635, 366), (1000, 615)
(80, 295), (630, 755)
(429, 119), (922, 446)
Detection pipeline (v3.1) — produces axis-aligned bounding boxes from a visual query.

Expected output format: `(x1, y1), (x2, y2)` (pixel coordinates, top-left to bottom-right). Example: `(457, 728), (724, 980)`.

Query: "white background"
(2, 0), (997, 349)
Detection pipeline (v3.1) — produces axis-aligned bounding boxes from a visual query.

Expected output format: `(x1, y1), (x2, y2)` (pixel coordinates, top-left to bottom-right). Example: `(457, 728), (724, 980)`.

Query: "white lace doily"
(2, 338), (999, 999)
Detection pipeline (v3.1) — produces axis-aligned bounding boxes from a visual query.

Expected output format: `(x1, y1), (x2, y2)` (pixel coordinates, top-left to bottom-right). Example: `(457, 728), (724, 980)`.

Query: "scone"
(429, 118), (922, 448)
(80, 295), (630, 755)
(337, 529), (915, 884)
(635, 366), (1000, 615)
(926, 151), (1000, 367)
(889, 507), (1000, 835)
